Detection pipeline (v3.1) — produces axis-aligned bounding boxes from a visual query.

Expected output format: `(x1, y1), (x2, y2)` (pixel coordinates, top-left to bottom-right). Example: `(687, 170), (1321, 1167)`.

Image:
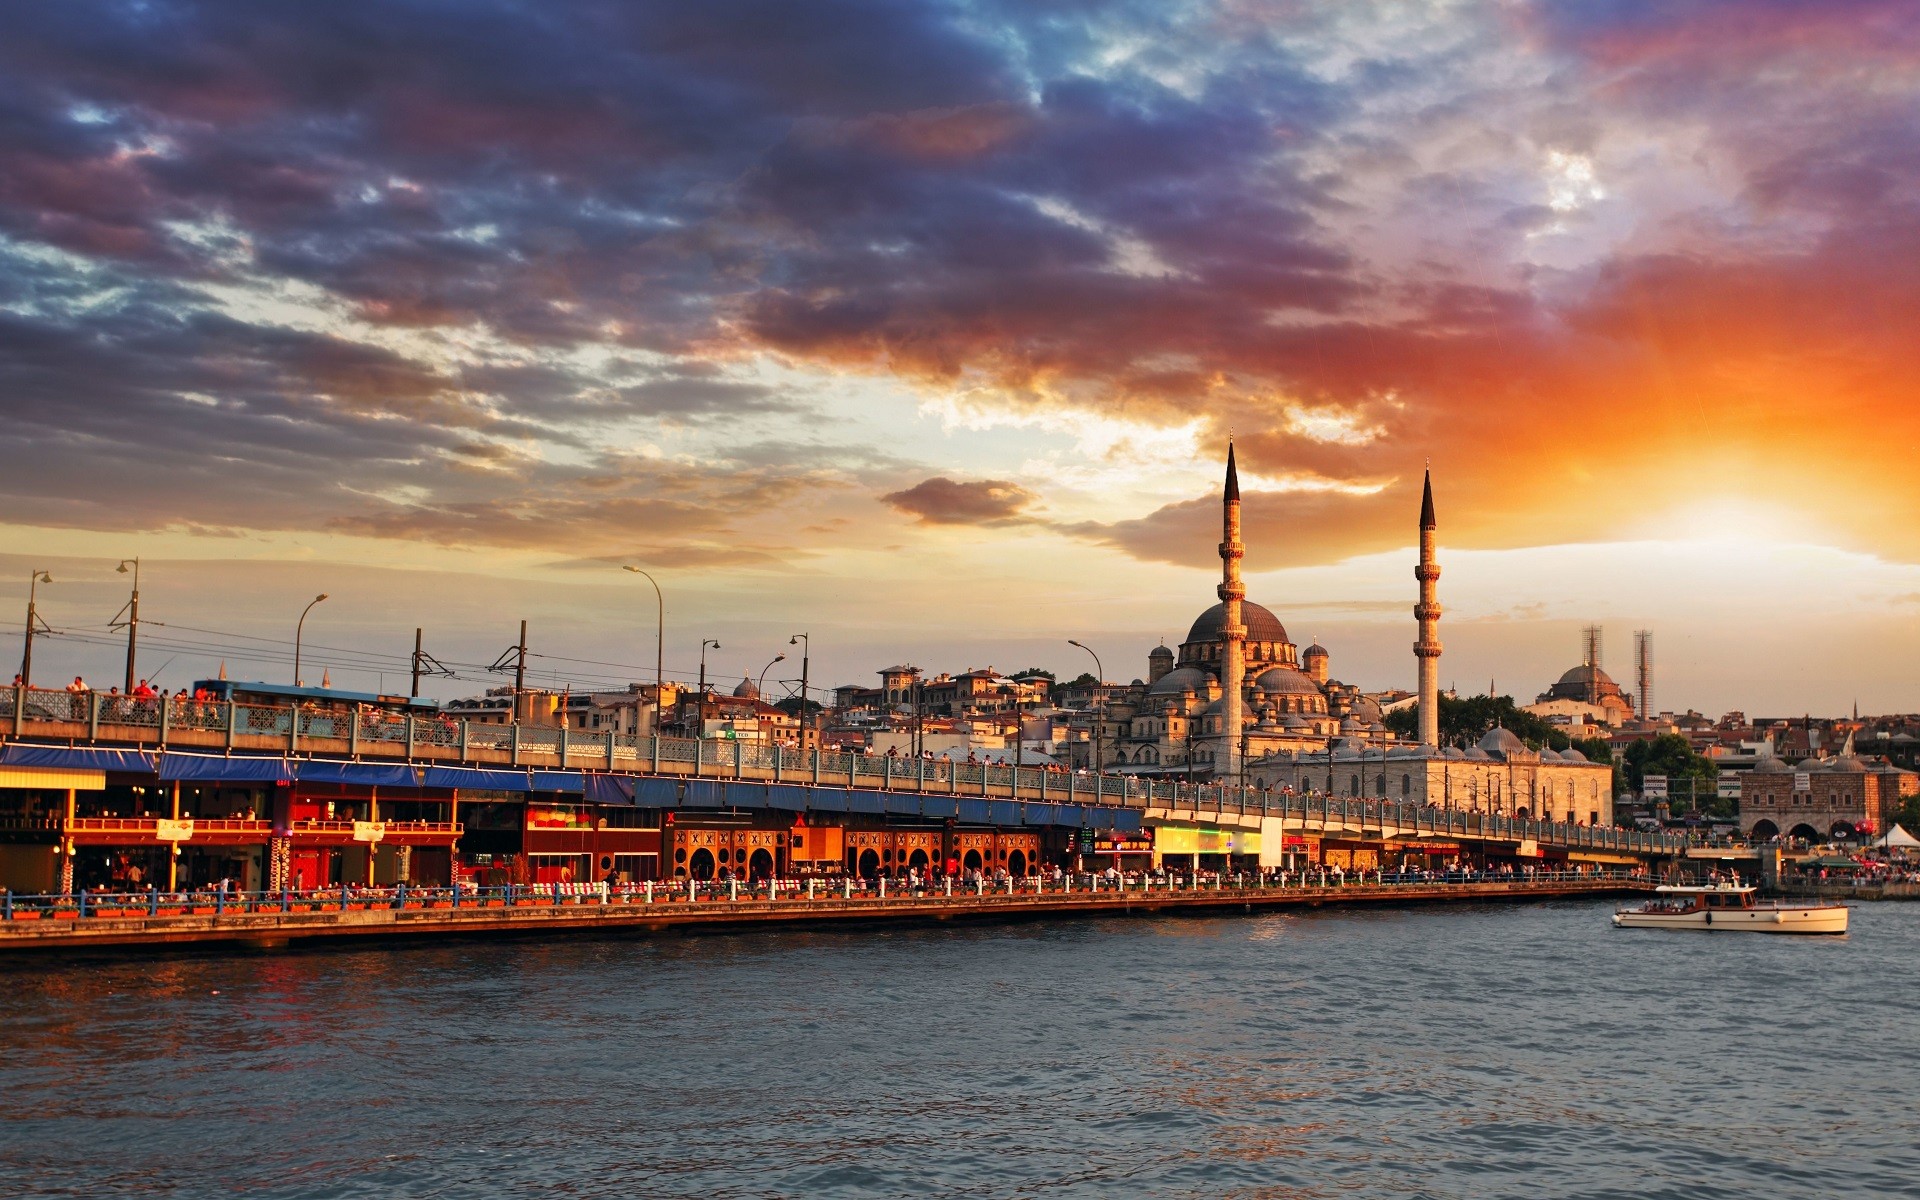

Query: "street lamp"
(622, 565), (664, 687)
(697, 639), (721, 694)
(20, 570), (52, 688)
(293, 594), (328, 686)
(758, 653), (786, 698)
(114, 558), (141, 692)
(789, 632), (810, 749)
(1067, 639), (1105, 771)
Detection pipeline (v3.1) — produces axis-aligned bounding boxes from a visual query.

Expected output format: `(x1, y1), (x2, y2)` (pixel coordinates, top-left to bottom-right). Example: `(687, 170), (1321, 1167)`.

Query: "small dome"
(1538, 747), (1563, 762)
(1254, 666), (1320, 696)
(1304, 643), (1329, 659)
(1146, 665), (1212, 698)
(1149, 644), (1174, 660)
(1464, 746), (1493, 761)
(1478, 727), (1528, 757)
(1559, 746), (1589, 763)
(732, 676), (759, 699)
(1752, 756), (1790, 773)
(1281, 714), (1311, 730)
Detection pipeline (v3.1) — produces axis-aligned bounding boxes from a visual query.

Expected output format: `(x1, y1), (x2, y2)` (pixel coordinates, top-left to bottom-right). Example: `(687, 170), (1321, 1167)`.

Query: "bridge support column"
(397, 845), (412, 884)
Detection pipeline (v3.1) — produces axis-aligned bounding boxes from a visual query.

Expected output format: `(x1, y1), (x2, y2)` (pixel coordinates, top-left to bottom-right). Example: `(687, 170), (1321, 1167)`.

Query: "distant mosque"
(1098, 448), (1615, 824)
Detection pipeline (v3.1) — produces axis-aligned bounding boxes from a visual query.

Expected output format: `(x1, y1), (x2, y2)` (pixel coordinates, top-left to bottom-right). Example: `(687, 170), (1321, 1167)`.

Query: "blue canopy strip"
(582, 774), (636, 806)
(2, 745), (156, 773)
(158, 753), (292, 783)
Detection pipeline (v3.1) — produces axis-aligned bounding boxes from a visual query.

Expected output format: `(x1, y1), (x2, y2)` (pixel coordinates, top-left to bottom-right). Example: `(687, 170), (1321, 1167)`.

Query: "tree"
(1384, 694), (1566, 750)
(1062, 672), (1099, 688)
(1620, 734), (1723, 817)
(1012, 667), (1056, 682)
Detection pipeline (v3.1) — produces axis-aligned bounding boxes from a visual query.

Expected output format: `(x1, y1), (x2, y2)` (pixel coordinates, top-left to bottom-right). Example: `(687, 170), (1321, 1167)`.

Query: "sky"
(1, 0), (1917, 715)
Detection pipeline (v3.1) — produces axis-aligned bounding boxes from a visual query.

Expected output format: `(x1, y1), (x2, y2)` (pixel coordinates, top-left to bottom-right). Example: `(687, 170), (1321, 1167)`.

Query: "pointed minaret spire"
(320, 668), (331, 689)
(1414, 468), (1443, 746)
(1217, 440), (1247, 782)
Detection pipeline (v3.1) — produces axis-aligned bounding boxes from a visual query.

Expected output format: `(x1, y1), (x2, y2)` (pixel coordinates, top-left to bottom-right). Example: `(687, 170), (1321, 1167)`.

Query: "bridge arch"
(1787, 823), (1821, 843)
(1830, 820), (1857, 840)
(748, 848), (773, 879)
(1749, 819), (1779, 841)
(857, 848), (881, 877)
(963, 849), (983, 872)
(1007, 849), (1028, 876)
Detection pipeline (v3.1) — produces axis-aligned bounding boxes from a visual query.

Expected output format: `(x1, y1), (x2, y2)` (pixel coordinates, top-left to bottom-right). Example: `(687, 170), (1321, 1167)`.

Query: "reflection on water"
(2, 901), (1917, 1198)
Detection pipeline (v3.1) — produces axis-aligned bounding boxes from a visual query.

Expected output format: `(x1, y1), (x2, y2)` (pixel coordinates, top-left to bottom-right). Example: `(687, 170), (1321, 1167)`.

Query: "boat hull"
(1612, 905), (1848, 934)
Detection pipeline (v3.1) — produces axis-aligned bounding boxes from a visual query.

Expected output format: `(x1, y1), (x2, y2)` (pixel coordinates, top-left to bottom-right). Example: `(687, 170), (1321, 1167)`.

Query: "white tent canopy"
(1872, 824), (1920, 849)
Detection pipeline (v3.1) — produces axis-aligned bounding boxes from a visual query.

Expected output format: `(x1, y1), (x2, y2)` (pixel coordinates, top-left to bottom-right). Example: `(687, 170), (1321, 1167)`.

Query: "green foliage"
(1891, 793), (1920, 839)
(1384, 694), (1564, 750)
(1621, 733), (1725, 817)
(1062, 672), (1099, 688)
(1012, 667), (1057, 682)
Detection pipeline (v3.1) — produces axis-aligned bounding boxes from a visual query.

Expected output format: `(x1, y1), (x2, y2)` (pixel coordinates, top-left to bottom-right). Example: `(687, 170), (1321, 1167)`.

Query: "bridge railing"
(4, 685), (1686, 853)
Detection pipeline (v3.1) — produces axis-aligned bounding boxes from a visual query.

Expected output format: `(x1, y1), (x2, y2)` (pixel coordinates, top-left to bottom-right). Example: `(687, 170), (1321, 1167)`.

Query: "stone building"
(1740, 738), (1919, 841)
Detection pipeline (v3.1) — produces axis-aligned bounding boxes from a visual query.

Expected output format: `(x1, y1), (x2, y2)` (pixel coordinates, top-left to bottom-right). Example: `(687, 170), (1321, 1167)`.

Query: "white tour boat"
(1612, 884), (1849, 935)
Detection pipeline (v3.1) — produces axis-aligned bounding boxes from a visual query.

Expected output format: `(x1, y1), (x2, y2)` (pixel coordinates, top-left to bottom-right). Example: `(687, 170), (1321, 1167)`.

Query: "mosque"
(1100, 449), (1615, 824)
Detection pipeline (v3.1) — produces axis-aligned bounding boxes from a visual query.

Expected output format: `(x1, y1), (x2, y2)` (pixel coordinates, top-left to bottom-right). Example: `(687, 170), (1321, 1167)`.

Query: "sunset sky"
(2, 1), (1917, 714)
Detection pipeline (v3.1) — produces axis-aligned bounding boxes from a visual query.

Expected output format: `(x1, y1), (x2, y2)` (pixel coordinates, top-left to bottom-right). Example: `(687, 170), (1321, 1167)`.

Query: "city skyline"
(3, 3), (1918, 713)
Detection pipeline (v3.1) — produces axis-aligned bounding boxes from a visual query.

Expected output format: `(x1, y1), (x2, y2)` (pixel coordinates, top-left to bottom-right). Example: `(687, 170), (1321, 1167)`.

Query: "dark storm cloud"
(882, 477), (1037, 526)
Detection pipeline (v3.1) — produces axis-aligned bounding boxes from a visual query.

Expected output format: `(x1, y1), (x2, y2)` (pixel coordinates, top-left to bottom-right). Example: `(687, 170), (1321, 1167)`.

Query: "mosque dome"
(1254, 666), (1321, 696)
(1149, 644), (1174, 661)
(1185, 600), (1289, 647)
(1538, 747), (1563, 762)
(1478, 727), (1528, 758)
(1752, 756), (1791, 773)
(1146, 665), (1212, 698)
(1544, 664), (1628, 703)
(732, 676), (759, 700)
(1464, 746), (1493, 761)
(1304, 642), (1329, 659)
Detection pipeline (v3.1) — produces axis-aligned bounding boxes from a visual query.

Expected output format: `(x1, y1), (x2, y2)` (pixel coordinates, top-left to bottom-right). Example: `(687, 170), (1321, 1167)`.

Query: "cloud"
(882, 477), (1037, 526)
(0, 0), (1916, 576)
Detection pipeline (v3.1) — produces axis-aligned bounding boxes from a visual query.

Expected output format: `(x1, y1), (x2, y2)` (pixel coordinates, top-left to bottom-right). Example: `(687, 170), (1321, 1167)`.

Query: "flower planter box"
(428, 901), (452, 909)
(191, 906), (217, 915)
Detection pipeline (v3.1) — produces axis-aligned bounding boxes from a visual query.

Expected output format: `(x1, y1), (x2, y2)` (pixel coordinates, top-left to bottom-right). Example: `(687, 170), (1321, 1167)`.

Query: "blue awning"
(295, 760), (422, 787)
(530, 771), (583, 794)
(1, 745), (156, 773)
(987, 800), (1020, 827)
(583, 774), (635, 806)
(848, 790), (885, 815)
(958, 798), (991, 825)
(725, 782), (765, 809)
(767, 784), (810, 812)
(422, 765), (531, 791)
(634, 777), (680, 808)
(884, 793), (920, 816)
(159, 753), (292, 783)
(683, 780), (726, 808)
(807, 789), (850, 814)
(1022, 803), (1057, 827)
(919, 795), (957, 820)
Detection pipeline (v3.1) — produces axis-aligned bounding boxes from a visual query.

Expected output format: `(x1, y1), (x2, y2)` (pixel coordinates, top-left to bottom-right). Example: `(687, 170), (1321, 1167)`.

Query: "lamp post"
(698, 639), (721, 694)
(20, 570), (52, 687)
(1067, 639), (1105, 772)
(789, 632), (810, 749)
(114, 558), (140, 692)
(293, 594), (328, 687)
(758, 653), (785, 699)
(622, 565), (664, 687)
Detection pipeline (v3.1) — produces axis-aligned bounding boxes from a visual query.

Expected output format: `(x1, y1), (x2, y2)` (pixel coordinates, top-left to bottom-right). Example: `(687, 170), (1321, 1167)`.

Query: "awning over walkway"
(2, 744), (154, 773)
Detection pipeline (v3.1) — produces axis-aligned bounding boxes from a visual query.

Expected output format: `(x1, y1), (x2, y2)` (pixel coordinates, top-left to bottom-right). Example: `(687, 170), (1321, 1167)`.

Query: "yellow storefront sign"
(1154, 826), (1260, 856)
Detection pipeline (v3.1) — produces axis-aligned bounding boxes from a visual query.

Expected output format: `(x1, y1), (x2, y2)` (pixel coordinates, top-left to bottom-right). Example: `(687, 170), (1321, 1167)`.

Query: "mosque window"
(1402, 774), (1411, 795)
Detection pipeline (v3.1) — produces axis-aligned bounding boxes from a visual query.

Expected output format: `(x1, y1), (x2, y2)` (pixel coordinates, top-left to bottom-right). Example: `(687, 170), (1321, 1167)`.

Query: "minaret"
(1414, 470), (1443, 746)
(1218, 444), (1247, 781)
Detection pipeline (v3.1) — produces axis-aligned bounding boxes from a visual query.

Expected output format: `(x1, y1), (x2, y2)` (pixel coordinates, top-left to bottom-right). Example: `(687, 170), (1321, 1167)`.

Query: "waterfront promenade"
(0, 872), (1648, 952)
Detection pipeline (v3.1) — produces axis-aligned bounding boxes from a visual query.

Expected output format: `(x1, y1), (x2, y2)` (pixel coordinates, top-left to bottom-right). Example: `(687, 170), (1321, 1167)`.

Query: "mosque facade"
(1100, 452), (1615, 824)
